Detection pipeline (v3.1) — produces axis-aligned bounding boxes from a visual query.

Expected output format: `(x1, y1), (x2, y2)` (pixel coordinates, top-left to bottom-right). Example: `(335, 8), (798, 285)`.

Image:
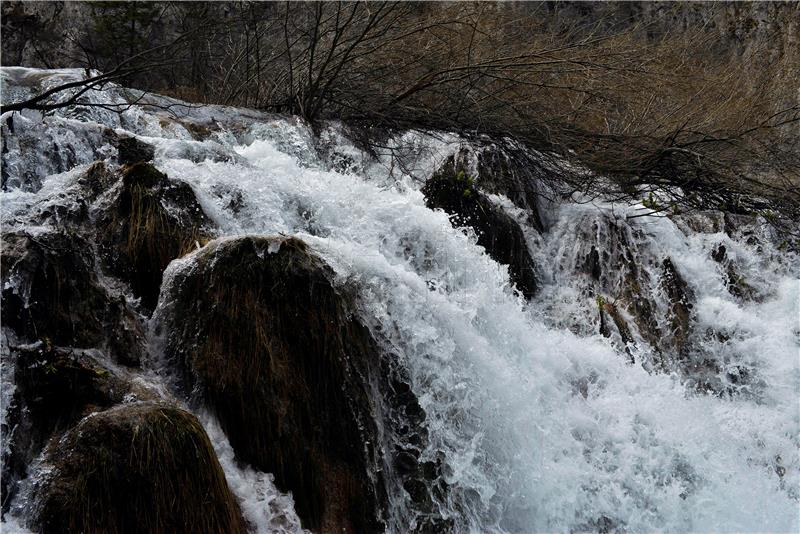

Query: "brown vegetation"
(2, 2), (798, 230)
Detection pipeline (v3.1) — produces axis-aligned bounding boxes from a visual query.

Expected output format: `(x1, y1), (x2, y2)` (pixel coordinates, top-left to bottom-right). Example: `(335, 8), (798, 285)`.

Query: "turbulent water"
(2, 68), (799, 533)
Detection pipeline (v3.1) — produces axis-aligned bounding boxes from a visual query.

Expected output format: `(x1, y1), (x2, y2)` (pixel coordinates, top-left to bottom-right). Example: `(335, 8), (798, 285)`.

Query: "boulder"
(115, 135), (155, 165)
(31, 403), (246, 534)
(98, 162), (213, 310)
(423, 156), (538, 298)
(1, 230), (144, 365)
(1, 343), (151, 513)
(156, 236), (388, 532)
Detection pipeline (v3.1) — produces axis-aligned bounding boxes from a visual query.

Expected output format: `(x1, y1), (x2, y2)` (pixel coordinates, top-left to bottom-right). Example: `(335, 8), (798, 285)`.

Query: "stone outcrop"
(470, 144), (548, 232)
(97, 162), (213, 309)
(32, 403), (246, 534)
(423, 155), (538, 298)
(156, 236), (390, 532)
(1, 230), (144, 365)
(1, 344), (151, 513)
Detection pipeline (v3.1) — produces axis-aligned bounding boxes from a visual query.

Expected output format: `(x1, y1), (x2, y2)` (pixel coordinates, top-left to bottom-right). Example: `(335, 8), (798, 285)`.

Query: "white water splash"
(201, 416), (307, 534)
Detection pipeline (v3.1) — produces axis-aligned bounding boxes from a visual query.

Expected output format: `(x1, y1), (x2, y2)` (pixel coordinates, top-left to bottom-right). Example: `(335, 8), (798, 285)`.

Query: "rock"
(77, 161), (117, 200)
(156, 236), (388, 532)
(1, 230), (145, 366)
(31, 402), (246, 534)
(585, 245), (602, 280)
(598, 298), (635, 363)
(1, 343), (151, 513)
(98, 162), (213, 310)
(660, 258), (694, 359)
(710, 243), (757, 300)
(423, 156), (538, 298)
(472, 144), (548, 232)
(115, 135), (155, 165)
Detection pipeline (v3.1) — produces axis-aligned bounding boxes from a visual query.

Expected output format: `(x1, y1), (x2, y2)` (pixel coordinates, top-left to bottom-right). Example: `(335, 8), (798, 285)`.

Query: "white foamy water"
(2, 68), (798, 533)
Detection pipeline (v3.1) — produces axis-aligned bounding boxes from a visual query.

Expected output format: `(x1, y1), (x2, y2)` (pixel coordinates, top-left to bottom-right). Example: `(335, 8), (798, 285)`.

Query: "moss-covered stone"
(157, 236), (388, 532)
(99, 162), (213, 310)
(1, 344), (150, 513)
(472, 145), (547, 232)
(32, 402), (245, 534)
(115, 135), (155, 165)
(423, 156), (538, 299)
(1, 230), (144, 365)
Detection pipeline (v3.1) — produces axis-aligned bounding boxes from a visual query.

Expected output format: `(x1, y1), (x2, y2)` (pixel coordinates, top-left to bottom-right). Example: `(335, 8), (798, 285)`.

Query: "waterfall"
(2, 68), (798, 533)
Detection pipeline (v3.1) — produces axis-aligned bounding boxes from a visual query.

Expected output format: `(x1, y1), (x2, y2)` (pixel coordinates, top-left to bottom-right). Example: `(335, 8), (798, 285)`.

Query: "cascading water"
(1, 68), (798, 533)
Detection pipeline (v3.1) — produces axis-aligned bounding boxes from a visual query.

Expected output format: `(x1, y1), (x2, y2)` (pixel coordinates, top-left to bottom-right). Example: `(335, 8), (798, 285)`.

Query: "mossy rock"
(32, 402), (246, 534)
(472, 145), (547, 232)
(1, 344), (150, 513)
(157, 235), (389, 532)
(77, 161), (117, 199)
(99, 162), (213, 310)
(115, 135), (155, 165)
(0, 230), (145, 366)
(423, 156), (538, 299)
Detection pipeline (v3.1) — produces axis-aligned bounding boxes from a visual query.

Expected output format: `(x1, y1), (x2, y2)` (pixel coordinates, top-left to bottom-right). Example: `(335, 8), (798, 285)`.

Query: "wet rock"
(380, 362), (450, 531)
(77, 161), (117, 200)
(32, 402), (246, 534)
(423, 156), (538, 298)
(156, 236), (387, 533)
(660, 258), (694, 359)
(591, 217), (662, 356)
(115, 135), (155, 165)
(585, 245), (602, 280)
(472, 144), (548, 232)
(98, 162), (213, 310)
(1, 343), (151, 513)
(711, 243), (757, 300)
(1, 230), (145, 366)
(711, 243), (728, 263)
(598, 298), (635, 363)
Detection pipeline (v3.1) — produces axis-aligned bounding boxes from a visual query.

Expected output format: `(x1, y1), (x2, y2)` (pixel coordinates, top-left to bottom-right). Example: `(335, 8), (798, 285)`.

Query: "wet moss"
(1, 230), (144, 365)
(100, 163), (212, 310)
(1, 344), (147, 513)
(160, 236), (387, 532)
(33, 402), (245, 534)
(424, 156), (538, 298)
